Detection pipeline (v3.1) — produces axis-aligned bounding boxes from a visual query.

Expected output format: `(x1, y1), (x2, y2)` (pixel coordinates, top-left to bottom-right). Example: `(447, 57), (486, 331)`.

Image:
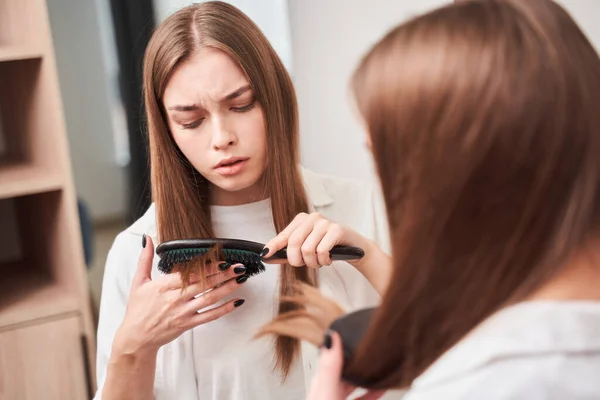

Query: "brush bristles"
(157, 248), (266, 276)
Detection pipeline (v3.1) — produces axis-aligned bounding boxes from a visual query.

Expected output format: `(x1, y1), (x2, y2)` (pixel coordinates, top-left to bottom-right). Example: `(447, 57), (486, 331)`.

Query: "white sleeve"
(404, 364), (568, 400)
(331, 183), (391, 310)
(93, 232), (138, 400)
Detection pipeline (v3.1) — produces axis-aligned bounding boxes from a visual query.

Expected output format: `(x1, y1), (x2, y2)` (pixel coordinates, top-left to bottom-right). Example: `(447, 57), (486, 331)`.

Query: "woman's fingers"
(310, 331), (386, 400)
(178, 264), (247, 300)
(318, 331), (345, 377)
(262, 212), (309, 258)
(185, 273), (248, 313)
(307, 330), (351, 400)
(160, 259), (243, 291)
(315, 224), (344, 266)
(300, 219), (331, 268)
(286, 218), (318, 267)
(263, 212), (348, 268)
(185, 297), (245, 329)
(132, 234), (155, 288)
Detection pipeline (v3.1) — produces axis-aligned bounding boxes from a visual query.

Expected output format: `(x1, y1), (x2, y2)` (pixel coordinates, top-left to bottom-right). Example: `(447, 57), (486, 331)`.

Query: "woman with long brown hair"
(93, 1), (394, 400)
(261, 0), (600, 398)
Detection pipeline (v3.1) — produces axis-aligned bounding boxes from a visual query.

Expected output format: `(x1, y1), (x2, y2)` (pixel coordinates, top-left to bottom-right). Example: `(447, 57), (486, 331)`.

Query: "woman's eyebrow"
(167, 104), (199, 112)
(221, 84), (252, 101)
(167, 85), (252, 111)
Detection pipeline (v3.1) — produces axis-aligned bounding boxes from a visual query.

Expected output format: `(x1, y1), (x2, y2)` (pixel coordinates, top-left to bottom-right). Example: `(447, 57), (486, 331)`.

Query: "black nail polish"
(260, 248), (269, 257)
(142, 234), (147, 248)
(322, 332), (332, 349)
(236, 275), (249, 284)
(234, 265), (247, 274)
(234, 299), (245, 307)
(219, 262), (231, 271)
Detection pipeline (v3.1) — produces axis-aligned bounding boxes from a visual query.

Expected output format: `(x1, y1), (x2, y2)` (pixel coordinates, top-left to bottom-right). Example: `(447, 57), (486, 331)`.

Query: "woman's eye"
(181, 119), (204, 130)
(231, 101), (256, 113)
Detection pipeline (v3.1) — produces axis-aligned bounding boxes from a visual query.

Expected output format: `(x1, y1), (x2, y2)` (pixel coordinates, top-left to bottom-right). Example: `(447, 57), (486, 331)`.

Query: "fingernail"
(234, 299), (245, 307)
(322, 331), (333, 349)
(142, 234), (147, 248)
(236, 275), (249, 284)
(233, 265), (247, 274)
(260, 248), (269, 257)
(218, 262), (231, 271)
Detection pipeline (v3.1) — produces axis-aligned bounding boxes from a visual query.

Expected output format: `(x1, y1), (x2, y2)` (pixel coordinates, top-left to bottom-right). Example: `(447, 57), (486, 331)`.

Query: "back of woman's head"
(348, 0), (600, 387)
(260, 0), (600, 389)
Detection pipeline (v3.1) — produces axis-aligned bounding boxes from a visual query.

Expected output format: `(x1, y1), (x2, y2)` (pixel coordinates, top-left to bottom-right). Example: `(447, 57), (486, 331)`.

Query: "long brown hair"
(259, 0), (600, 389)
(142, 1), (318, 379)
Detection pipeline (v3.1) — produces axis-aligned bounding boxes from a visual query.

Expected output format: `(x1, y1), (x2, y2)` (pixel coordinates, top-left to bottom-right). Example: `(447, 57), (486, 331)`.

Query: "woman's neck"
(208, 183), (268, 206)
(529, 236), (600, 302)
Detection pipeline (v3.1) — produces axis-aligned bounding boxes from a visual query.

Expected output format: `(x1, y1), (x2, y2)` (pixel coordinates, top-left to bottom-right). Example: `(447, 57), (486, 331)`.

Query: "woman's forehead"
(163, 48), (250, 107)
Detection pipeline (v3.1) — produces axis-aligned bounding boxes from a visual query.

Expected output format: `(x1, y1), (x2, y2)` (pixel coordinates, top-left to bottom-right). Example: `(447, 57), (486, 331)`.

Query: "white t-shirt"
(192, 198), (305, 399)
(93, 167), (404, 400)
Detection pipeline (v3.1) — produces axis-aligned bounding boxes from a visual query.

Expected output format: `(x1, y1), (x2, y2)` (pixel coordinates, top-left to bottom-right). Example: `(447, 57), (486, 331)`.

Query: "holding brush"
(94, 2), (394, 400)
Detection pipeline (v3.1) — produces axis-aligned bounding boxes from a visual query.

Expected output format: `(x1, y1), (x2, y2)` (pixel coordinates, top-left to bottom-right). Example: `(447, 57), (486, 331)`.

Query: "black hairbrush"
(328, 307), (377, 387)
(155, 238), (365, 276)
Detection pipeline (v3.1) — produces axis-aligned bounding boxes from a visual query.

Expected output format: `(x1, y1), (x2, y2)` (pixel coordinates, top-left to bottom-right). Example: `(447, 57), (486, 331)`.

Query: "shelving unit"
(0, 0), (97, 398)
(0, 265), (79, 329)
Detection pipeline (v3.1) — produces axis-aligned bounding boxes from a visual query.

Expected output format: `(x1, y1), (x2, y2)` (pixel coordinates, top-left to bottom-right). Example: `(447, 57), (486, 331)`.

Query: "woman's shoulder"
(124, 203), (158, 239)
(300, 165), (376, 207)
(105, 204), (157, 269)
(406, 355), (600, 400)
(300, 166), (388, 247)
(407, 301), (600, 399)
(299, 166), (384, 223)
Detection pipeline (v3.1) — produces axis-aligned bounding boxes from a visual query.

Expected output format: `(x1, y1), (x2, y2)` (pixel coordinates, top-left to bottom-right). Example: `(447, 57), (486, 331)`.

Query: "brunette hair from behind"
(258, 0), (600, 389)
(142, 1), (317, 379)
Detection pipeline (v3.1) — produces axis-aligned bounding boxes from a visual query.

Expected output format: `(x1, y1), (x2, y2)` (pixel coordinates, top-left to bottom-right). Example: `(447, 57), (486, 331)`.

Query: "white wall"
(554, 0), (600, 53)
(47, 0), (127, 221)
(289, 0), (451, 183)
(289, 0), (600, 184)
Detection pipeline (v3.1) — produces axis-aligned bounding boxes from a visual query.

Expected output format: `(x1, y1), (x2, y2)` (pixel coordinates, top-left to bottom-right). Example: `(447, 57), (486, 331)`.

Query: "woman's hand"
(262, 212), (369, 269)
(262, 212), (392, 294)
(308, 331), (385, 400)
(113, 234), (248, 357)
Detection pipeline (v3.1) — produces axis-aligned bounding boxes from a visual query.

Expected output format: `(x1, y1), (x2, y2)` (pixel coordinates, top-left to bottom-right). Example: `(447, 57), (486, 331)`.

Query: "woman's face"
(163, 48), (268, 205)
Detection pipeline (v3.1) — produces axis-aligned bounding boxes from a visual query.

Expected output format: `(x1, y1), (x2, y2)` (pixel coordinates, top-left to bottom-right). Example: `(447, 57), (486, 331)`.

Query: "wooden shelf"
(0, 267), (79, 330)
(0, 164), (63, 199)
(0, 46), (43, 63)
(0, 0), (98, 392)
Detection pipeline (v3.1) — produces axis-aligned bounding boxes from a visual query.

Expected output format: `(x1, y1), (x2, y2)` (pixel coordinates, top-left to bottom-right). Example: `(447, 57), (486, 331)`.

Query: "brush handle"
(155, 238), (364, 262)
(263, 245), (365, 263)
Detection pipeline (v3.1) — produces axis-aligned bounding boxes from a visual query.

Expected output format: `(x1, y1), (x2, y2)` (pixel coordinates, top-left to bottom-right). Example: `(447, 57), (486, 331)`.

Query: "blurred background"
(0, 0), (599, 397)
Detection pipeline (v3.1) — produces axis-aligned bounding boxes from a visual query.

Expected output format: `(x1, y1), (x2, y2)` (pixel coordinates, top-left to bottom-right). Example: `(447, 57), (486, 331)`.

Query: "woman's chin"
(207, 173), (265, 203)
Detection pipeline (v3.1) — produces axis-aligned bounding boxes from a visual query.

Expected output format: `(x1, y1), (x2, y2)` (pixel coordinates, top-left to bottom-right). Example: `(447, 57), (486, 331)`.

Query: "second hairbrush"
(155, 238), (365, 276)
